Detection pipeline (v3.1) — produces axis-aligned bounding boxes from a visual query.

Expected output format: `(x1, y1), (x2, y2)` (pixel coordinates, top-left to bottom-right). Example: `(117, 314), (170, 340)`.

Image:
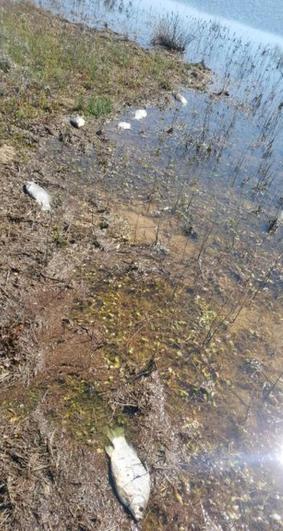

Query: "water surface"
(179, 0), (283, 39)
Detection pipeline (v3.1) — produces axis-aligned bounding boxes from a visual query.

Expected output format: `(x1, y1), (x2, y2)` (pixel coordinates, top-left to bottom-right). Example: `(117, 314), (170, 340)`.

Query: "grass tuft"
(152, 13), (194, 52)
(86, 95), (112, 117)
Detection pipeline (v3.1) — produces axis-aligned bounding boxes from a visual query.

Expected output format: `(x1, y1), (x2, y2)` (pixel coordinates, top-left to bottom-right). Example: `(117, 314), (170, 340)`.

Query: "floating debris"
(118, 121), (131, 130)
(70, 115), (85, 128)
(174, 92), (188, 106)
(106, 427), (150, 521)
(134, 109), (147, 120)
(23, 181), (51, 211)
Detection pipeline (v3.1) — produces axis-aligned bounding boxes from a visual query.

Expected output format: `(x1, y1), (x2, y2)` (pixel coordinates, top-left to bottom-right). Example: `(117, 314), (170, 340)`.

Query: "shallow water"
(35, 0), (283, 203)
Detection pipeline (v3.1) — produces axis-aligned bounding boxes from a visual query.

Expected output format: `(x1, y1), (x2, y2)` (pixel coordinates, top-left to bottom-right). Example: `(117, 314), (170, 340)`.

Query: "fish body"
(134, 109), (147, 120)
(118, 121), (131, 130)
(70, 115), (85, 128)
(174, 92), (188, 106)
(106, 428), (150, 521)
(24, 181), (51, 211)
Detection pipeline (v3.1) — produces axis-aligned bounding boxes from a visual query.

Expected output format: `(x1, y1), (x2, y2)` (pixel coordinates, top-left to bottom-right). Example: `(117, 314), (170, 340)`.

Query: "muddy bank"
(0, 2), (283, 530)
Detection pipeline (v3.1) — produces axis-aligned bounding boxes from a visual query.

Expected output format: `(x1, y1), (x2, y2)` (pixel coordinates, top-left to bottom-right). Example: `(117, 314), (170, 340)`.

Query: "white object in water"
(134, 109), (147, 120)
(118, 121), (131, 130)
(174, 93), (188, 106)
(106, 427), (150, 521)
(70, 115), (85, 128)
(24, 181), (51, 212)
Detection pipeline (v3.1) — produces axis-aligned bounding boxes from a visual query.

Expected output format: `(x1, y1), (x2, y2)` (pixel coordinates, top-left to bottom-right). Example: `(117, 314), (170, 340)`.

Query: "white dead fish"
(134, 109), (147, 120)
(70, 115), (85, 128)
(106, 427), (150, 521)
(23, 181), (51, 212)
(118, 121), (131, 130)
(174, 92), (188, 106)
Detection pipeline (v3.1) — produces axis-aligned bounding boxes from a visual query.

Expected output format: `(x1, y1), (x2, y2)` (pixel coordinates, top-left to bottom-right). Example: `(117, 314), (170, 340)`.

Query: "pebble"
(134, 109), (147, 120)
(70, 115), (85, 128)
(118, 121), (131, 130)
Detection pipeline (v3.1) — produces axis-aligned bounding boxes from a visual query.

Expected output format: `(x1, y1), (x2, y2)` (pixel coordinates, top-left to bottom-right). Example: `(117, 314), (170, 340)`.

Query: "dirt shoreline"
(0, 2), (282, 530)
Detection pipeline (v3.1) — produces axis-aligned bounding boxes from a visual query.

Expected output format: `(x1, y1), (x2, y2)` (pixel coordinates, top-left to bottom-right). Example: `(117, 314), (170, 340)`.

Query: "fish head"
(23, 181), (34, 194)
(130, 495), (147, 521)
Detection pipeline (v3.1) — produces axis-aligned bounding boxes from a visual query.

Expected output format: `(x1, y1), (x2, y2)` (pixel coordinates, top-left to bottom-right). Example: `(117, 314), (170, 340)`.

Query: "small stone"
(134, 109), (147, 120)
(118, 121), (131, 130)
(70, 115), (85, 128)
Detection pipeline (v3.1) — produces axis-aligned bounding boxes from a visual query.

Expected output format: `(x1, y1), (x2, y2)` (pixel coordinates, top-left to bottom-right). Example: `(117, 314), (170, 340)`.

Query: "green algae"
(70, 273), (197, 369)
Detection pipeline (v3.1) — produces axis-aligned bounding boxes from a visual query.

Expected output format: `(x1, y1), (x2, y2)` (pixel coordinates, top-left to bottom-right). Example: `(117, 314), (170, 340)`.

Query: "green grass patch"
(86, 95), (112, 117)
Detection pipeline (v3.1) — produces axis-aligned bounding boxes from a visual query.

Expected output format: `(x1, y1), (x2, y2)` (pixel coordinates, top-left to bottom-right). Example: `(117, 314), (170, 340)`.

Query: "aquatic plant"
(152, 13), (194, 53)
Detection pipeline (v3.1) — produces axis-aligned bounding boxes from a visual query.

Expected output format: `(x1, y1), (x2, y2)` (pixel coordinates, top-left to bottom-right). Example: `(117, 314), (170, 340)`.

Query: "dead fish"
(106, 427), (150, 521)
(174, 92), (188, 106)
(118, 121), (131, 130)
(23, 181), (51, 211)
(134, 109), (147, 120)
(70, 115), (85, 128)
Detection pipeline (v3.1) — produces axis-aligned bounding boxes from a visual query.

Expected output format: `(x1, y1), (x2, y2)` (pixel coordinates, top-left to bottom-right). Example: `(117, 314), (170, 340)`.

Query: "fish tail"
(106, 426), (125, 445)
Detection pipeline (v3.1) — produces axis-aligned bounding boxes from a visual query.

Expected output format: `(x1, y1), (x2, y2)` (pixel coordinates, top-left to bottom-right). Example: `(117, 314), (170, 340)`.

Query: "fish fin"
(106, 426), (125, 444)
(105, 444), (114, 457)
